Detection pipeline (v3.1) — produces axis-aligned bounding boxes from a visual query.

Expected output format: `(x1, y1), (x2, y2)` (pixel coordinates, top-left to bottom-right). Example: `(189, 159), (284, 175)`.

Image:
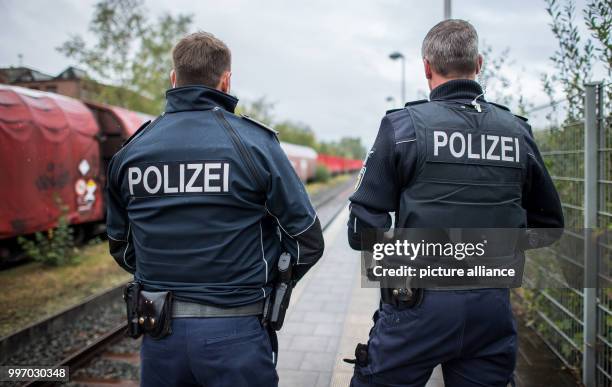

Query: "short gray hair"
(421, 19), (479, 77)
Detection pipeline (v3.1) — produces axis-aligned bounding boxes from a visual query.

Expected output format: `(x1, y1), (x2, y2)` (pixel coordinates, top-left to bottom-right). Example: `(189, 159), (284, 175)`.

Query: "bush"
(314, 165), (331, 183)
(18, 198), (77, 266)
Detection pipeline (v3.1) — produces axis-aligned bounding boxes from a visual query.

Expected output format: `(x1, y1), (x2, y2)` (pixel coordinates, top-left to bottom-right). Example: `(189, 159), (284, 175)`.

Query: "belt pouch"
(138, 290), (173, 339)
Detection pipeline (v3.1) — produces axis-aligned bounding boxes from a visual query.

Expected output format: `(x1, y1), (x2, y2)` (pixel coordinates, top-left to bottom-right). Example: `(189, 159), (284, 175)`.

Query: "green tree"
(58, 0), (192, 114)
(584, 0), (612, 107)
(275, 121), (318, 148)
(336, 137), (367, 159)
(132, 13), (193, 108)
(235, 97), (275, 125)
(479, 43), (512, 106)
(478, 43), (533, 115)
(541, 0), (612, 122)
(236, 98), (367, 159)
(316, 137), (366, 159)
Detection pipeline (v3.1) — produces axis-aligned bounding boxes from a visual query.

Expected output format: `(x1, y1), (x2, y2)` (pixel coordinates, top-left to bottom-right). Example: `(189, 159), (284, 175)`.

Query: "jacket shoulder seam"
(240, 114), (279, 136)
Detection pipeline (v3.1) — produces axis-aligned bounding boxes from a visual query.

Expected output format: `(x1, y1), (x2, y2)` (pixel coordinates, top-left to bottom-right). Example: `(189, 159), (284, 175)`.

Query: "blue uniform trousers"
(350, 289), (517, 387)
(140, 316), (278, 387)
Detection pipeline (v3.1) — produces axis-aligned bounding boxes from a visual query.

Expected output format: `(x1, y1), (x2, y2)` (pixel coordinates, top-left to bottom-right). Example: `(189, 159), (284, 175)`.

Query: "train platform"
(277, 206), (580, 387)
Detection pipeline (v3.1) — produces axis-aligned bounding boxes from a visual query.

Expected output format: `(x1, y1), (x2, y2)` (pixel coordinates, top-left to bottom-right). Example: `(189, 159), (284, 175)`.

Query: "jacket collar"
(429, 79), (485, 102)
(165, 85), (238, 113)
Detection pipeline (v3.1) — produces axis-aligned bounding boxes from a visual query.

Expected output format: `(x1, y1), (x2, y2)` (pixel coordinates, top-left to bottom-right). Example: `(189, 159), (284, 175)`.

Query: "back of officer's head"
(421, 19), (482, 87)
(171, 31), (232, 92)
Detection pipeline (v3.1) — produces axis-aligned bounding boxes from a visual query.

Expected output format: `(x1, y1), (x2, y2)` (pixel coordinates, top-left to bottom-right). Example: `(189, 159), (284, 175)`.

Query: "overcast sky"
(0, 0), (597, 146)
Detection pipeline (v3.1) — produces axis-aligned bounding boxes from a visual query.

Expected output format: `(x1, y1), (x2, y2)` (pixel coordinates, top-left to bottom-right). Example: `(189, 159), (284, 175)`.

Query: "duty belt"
(172, 300), (264, 318)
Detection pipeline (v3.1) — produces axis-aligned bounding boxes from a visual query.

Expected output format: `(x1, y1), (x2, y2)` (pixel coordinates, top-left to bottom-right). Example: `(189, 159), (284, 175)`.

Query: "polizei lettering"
(427, 128), (522, 168)
(127, 161), (230, 197)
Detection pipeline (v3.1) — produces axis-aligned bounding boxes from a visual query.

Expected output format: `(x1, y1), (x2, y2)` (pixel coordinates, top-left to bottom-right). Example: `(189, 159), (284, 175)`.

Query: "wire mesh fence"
(596, 101), (612, 386)
(521, 82), (611, 386)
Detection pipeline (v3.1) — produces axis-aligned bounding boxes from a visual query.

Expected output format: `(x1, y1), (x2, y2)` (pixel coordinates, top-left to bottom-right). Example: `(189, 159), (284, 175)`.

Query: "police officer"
(106, 31), (324, 387)
(348, 20), (564, 387)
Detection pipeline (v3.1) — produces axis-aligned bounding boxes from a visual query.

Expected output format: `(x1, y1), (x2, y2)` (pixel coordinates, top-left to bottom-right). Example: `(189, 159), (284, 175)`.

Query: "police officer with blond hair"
(348, 20), (563, 386)
(106, 31), (324, 387)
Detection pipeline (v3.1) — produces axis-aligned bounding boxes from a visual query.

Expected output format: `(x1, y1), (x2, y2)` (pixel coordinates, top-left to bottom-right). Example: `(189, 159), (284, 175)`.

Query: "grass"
(0, 243), (130, 337)
(0, 174), (355, 338)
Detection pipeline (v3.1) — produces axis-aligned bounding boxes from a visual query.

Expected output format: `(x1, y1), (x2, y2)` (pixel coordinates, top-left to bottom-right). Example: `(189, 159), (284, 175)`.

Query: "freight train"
(0, 84), (361, 260)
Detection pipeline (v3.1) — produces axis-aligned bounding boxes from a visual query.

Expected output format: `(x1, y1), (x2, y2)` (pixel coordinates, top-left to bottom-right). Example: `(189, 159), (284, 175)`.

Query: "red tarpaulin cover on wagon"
(0, 85), (103, 239)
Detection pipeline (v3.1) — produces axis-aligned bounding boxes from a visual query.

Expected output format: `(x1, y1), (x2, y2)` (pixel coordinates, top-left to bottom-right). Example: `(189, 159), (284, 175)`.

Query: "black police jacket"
(348, 79), (564, 248)
(106, 86), (324, 307)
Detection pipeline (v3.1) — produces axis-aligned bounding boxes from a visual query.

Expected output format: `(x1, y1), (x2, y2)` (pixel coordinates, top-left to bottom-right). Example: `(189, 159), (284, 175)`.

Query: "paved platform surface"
(277, 205), (580, 387)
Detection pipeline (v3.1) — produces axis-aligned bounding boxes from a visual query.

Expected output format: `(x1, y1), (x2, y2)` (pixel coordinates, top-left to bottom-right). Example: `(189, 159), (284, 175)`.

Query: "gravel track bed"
(310, 176), (355, 208)
(0, 300), (124, 387)
(68, 356), (139, 385)
(106, 337), (142, 354)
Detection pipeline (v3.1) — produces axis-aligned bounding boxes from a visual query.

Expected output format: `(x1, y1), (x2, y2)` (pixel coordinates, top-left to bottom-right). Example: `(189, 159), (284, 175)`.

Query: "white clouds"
(0, 0), (569, 146)
(0, 0), (93, 73)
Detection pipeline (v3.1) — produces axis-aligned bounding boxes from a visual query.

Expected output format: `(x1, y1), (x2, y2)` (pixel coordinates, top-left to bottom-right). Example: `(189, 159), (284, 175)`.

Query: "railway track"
(2, 177), (355, 387)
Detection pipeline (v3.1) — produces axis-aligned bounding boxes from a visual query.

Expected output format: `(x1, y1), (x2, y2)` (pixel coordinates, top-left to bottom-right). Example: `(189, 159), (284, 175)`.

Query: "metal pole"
(401, 56), (406, 105)
(583, 82), (600, 387)
(389, 52), (405, 106)
(444, 0), (452, 19)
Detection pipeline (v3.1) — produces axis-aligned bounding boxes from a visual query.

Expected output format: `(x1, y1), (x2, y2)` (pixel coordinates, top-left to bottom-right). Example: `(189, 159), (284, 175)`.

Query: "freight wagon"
(316, 153), (362, 175)
(280, 141), (317, 181)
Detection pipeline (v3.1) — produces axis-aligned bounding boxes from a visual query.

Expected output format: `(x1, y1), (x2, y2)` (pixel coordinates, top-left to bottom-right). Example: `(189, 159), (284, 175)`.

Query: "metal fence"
(522, 82), (611, 387)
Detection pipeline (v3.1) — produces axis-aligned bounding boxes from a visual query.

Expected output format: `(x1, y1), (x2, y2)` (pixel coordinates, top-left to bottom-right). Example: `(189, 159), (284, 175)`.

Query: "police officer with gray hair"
(347, 20), (563, 386)
(106, 31), (324, 387)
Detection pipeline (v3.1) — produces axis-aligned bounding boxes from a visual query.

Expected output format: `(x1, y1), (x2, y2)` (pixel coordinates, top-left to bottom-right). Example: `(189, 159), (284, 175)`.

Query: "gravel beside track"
(0, 300), (124, 386)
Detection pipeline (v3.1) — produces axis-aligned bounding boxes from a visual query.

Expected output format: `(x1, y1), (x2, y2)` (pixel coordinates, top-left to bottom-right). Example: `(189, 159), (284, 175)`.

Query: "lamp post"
(389, 51), (405, 105)
(444, 0), (452, 19)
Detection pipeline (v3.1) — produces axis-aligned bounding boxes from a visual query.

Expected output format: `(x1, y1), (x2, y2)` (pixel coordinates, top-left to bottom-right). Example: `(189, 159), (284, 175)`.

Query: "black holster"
(124, 281), (142, 338)
(380, 287), (424, 309)
(123, 281), (174, 340)
(343, 343), (369, 367)
(262, 252), (294, 331)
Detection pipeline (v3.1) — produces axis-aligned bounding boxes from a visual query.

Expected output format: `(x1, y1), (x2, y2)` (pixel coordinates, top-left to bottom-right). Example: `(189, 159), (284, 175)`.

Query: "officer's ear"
(170, 69), (177, 88)
(423, 59), (433, 80)
(217, 71), (232, 94)
(475, 54), (483, 75)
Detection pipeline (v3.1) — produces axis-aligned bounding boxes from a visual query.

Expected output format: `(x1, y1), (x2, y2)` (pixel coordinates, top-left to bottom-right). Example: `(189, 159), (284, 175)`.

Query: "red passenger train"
(0, 85), (361, 259)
